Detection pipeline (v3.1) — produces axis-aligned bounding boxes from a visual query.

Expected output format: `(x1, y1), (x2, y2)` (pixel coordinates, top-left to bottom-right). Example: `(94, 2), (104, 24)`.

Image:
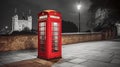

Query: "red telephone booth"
(38, 10), (62, 59)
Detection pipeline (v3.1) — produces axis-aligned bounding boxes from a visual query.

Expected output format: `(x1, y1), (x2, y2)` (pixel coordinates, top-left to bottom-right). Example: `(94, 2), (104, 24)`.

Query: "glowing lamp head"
(77, 4), (82, 10)
(5, 26), (8, 29)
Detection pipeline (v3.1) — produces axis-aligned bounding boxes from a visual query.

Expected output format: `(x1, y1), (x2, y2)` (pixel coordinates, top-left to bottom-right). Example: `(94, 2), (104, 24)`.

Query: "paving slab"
(1, 58), (53, 67)
(0, 62), (3, 66)
(69, 58), (87, 64)
(52, 62), (76, 67)
(81, 60), (120, 67)
(113, 55), (120, 59)
(111, 59), (120, 64)
(72, 65), (87, 67)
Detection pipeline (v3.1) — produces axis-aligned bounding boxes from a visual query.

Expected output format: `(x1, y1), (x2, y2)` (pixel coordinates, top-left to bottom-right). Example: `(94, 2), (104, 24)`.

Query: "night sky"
(0, 0), (91, 31)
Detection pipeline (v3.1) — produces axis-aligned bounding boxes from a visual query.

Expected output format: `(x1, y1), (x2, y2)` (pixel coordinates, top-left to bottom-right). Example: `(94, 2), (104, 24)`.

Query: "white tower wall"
(12, 15), (19, 31)
(116, 23), (120, 36)
(11, 10), (32, 33)
(28, 16), (32, 30)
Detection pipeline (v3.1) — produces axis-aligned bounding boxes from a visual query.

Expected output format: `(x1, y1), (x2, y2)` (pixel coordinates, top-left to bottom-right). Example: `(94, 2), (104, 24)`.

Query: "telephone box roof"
(43, 10), (57, 13)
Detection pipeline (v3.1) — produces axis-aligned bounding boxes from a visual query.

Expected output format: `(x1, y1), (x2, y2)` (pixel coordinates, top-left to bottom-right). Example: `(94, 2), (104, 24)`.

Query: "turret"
(12, 14), (18, 31)
(27, 10), (32, 30)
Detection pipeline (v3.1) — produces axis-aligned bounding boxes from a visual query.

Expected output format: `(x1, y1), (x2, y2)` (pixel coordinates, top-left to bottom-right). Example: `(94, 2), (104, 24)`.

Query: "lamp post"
(77, 3), (81, 32)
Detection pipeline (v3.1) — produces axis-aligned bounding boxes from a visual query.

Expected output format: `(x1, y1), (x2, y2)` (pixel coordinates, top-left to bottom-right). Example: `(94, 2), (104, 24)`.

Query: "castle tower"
(27, 10), (32, 30)
(10, 8), (33, 34)
(12, 8), (19, 31)
(12, 15), (19, 31)
(116, 23), (120, 36)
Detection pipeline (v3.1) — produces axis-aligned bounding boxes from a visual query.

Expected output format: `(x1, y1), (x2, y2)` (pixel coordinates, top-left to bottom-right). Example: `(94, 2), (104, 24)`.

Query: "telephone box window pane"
(40, 22), (46, 27)
(54, 40), (58, 43)
(40, 36), (45, 51)
(40, 27), (45, 31)
(53, 27), (58, 31)
(54, 36), (58, 40)
(40, 35), (45, 40)
(54, 43), (58, 51)
(53, 41), (58, 51)
(40, 46), (44, 51)
(40, 40), (44, 44)
(40, 36), (42, 39)
(53, 23), (58, 27)
(53, 40), (58, 44)
(40, 43), (45, 51)
(40, 35), (46, 51)
(54, 32), (58, 35)
(40, 32), (45, 35)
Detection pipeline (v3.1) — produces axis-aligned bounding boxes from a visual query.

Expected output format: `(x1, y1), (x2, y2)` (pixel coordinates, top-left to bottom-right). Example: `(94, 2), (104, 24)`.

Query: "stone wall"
(62, 32), (102, 44)
(0, 35), (38, 52)
(0, 32), (103, 52)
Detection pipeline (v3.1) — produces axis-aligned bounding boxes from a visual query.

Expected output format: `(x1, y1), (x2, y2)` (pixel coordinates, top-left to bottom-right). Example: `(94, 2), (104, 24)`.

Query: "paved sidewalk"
(0, 39), (120, 67)
(0, 49), (37, 65)
(53, 39), (120, 67)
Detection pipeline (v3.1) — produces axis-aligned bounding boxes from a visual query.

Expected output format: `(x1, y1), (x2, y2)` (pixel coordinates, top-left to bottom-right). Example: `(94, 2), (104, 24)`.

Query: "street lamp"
(5, 26), (8, 29)
(77, 4), (82, 10)
(77, 3), (81, 32)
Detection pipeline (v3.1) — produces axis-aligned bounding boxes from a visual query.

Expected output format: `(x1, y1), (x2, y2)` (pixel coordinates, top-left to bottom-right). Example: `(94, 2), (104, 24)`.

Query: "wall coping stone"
(62, 32), (101, 35)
